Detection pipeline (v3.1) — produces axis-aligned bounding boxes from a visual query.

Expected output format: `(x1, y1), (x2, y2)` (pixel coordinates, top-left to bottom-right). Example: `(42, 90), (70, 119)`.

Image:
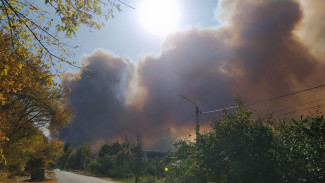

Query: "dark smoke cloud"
(60, 0), (325, 150)
(60, 50), (135, 146)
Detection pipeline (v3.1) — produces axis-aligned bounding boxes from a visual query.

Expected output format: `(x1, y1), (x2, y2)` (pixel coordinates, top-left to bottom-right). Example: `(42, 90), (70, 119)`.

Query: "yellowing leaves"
(0, 33), (55, 102)
(3, 69), (8, 76)
(3, 65), (10, 76)
(0, 93), (5, 105)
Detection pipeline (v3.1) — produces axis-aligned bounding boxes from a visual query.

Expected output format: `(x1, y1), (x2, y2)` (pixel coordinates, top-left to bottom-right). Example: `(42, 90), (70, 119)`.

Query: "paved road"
(54, 169), (116, 183)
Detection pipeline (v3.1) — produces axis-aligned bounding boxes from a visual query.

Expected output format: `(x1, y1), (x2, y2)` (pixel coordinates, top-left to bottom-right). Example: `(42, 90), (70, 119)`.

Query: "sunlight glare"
(138, 0), (181, 36)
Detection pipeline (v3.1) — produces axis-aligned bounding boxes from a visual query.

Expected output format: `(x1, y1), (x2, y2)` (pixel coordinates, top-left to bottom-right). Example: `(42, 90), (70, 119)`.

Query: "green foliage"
(142, 156), (166, 178)
(56, 140), (159, 180)
(57, 143), (73, 170)
(273, 116), (325, 182)
(166, 100), (279, 183)
(164, 140), (199, 183)
(166, 99), (325, 183)
(204, 102), (278, 182)
(70, 144), (93, 170)
(98, 141), (123, 158)
(90, 142), (135, 178)
(138, 176), (160, 183)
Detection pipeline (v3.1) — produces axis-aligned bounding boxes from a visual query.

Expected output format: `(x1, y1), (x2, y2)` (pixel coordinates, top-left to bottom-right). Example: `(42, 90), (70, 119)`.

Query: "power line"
(202, 84), (325, 114)
(249, 84), (325, 104)
(145, 84), (325, 148)
(272, 98), (325, 113)
(278, 103), (325, 116)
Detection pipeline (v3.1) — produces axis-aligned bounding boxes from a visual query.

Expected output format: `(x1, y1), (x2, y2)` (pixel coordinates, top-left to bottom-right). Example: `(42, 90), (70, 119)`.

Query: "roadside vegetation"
(56, 99), (325, 183)
(164, 99), (325, 183)
(0, 0), (121, 181)
(56, 135), (167, 183)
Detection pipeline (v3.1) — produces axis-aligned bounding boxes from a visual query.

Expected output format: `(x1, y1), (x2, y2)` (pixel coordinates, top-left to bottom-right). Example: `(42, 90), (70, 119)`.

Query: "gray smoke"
(60, 0), (325, 150)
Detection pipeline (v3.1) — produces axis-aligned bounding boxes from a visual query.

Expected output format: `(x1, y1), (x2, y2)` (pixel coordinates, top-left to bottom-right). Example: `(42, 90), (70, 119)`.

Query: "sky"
(73, 0), (220, 60)
(59, 0), (325, 151)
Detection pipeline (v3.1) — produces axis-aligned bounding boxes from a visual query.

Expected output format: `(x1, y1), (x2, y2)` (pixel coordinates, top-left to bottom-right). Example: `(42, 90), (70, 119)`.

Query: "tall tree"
(0, 0), (123, 102)
(57, 143), (73, 170)
(0, 33), (72, 177)
(166, 99), (279, 183)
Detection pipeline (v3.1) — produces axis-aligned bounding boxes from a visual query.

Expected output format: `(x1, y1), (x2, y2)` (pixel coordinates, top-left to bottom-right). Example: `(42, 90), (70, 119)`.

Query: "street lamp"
(180, 95), (201, 142)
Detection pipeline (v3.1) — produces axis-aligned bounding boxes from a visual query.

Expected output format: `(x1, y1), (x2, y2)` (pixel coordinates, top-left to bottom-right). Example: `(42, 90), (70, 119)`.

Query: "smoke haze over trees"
(60, 0), (325, 150)
(57, 101), (325, 183)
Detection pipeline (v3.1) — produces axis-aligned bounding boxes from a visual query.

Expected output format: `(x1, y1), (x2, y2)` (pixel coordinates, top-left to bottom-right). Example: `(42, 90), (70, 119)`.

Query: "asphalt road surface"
(54, 169), (116, 183)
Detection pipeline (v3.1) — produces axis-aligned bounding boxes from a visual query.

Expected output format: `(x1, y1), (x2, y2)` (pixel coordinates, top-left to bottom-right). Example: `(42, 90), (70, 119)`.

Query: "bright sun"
(138, 0), (181, 35)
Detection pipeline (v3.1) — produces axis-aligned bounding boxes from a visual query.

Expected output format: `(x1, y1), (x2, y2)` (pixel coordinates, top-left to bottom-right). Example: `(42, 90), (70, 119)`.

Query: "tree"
(0, 34), (73, 135)
(98, 141), (123, 158)
(164, 140), (198, 183)
(88, 141), (135, 178)
(166, 99), (279, 183)
(0, 0), (122, 102)
(0, 33), (72, 177)
(71, 144), (93, 170)
(0, 1), (122, 173)
(201, 100), (278, 183)
(0, 59), (73, 142)
(273, 115), (325, 182)
(0, 32), (46, 104)
(1, 127), (63, 177)
(57, 143), (73, 170)
(27, 136), (64, 170)
(113, 148), (134, 178)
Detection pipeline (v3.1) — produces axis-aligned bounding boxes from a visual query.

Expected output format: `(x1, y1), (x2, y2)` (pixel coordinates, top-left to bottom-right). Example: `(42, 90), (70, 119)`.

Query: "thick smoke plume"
(60, 0), (325, 150)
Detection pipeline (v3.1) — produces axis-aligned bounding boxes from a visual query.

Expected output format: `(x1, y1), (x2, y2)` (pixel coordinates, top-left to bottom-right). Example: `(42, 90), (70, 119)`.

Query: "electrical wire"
(278, 103), (325, 116)
(272, 98), (325, 113)
(202, 84), (325, 114)
(145, 84), (325, 146)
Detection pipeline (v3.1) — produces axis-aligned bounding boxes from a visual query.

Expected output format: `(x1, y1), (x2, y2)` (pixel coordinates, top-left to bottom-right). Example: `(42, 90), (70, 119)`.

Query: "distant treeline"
(57, 135), (167, 183)
(57, 99), (325, 183)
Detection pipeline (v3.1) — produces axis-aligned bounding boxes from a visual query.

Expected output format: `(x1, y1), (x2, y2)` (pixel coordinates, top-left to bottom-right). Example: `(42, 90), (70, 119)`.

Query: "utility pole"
(195, 104), (200, 141)
(135, 133), (142, 183)
(180, 95), (200, 142)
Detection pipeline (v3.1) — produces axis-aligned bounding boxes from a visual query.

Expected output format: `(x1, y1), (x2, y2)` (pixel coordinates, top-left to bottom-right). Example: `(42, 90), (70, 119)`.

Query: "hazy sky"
(73, 0), (220, 60)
